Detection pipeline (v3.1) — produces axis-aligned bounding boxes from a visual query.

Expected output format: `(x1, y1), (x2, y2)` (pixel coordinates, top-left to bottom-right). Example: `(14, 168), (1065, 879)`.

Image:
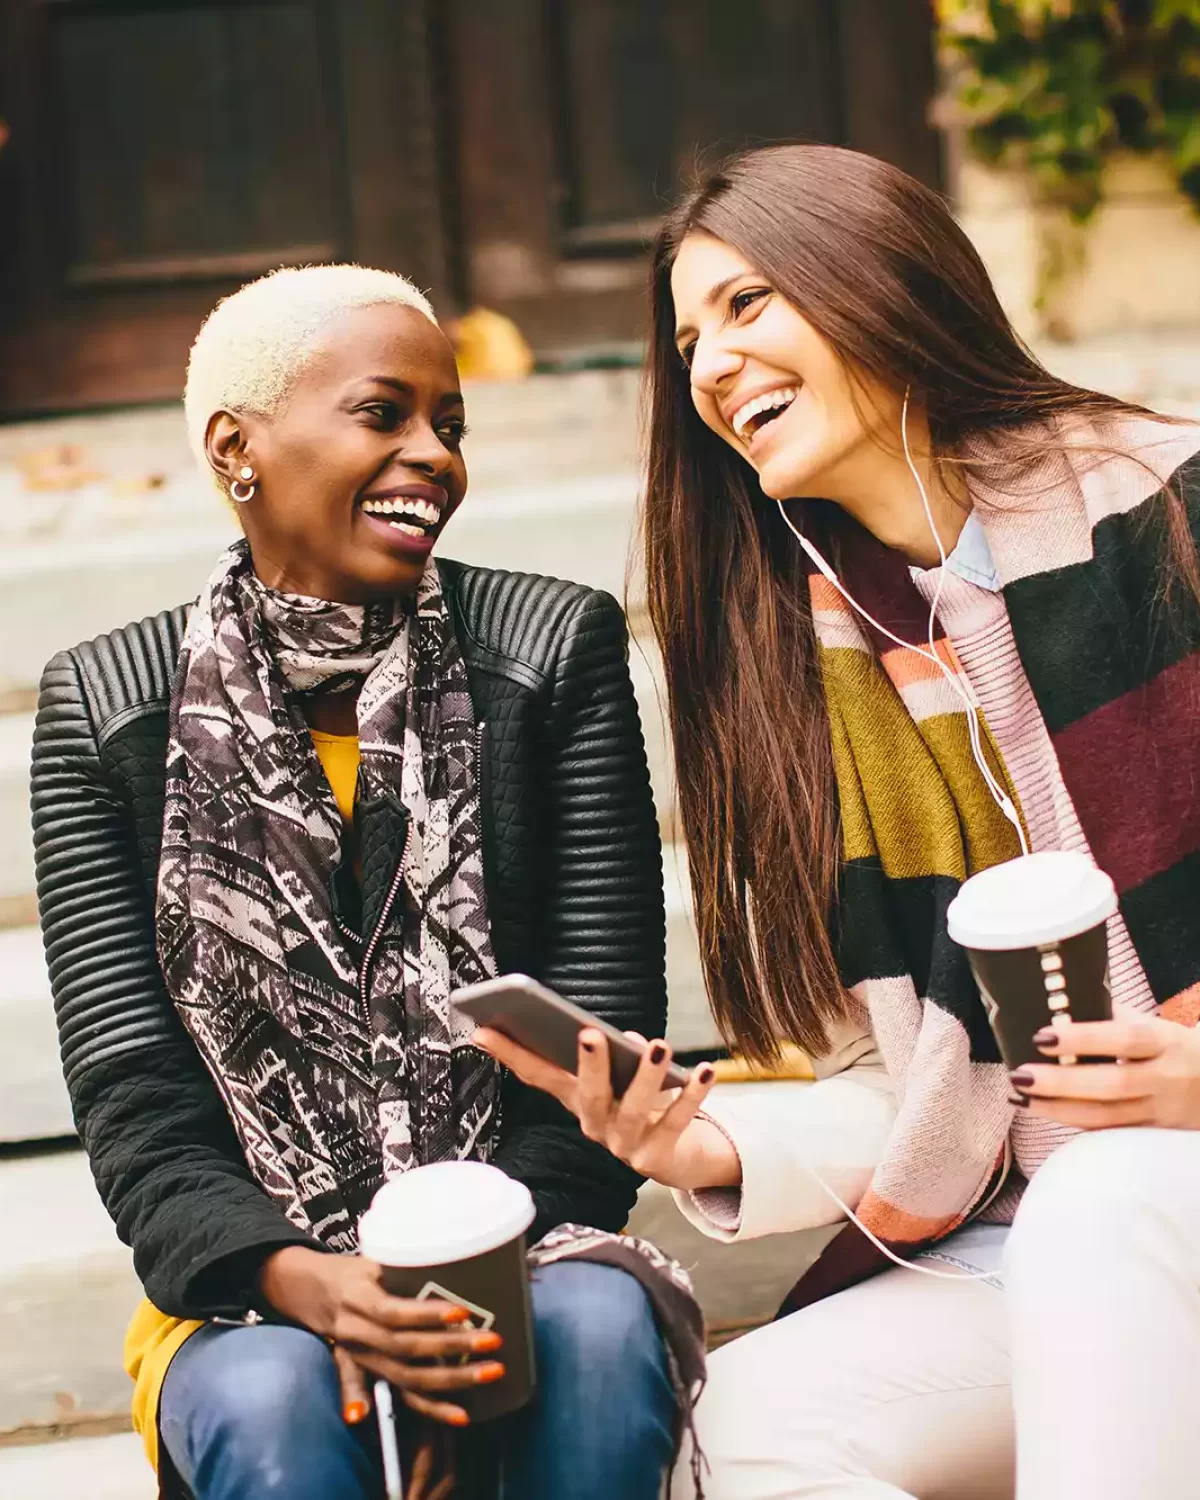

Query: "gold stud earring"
(230, 464), (256, 504)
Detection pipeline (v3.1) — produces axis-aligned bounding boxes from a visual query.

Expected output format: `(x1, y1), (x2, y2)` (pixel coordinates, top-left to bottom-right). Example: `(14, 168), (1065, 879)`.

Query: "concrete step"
(0, 1150), (140, 1436)
(0, 713), (34, 915)
(0, 1085), (822, 1439)
(0, 927), (72, 1143)
(0, 1432), (154, 1500)
(0, 369), (641, 516)
(0, 846), (715, 1150)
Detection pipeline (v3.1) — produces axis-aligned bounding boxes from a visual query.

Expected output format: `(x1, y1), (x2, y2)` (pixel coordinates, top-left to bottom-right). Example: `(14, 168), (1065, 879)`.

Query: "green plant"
(936, 0), (1200, 219)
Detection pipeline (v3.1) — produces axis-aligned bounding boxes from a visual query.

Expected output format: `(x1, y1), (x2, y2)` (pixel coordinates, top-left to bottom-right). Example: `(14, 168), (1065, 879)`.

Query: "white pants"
(674, 1128), (1200, 1499)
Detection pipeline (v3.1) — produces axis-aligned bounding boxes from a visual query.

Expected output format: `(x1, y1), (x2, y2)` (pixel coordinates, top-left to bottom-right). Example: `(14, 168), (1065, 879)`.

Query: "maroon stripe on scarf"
(797, 503), (950, 650)
(1052, 650), (1200, 892)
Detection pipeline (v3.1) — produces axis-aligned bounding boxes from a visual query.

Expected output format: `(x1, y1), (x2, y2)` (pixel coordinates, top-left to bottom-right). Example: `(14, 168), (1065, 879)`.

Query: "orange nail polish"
(473, 1331), (503, 1352)
(446, 1410), (471, 1427)
(344, 1400), (369, 1425)
(475, 1361), (506, 1384)
(442, 1306), (471, 1324)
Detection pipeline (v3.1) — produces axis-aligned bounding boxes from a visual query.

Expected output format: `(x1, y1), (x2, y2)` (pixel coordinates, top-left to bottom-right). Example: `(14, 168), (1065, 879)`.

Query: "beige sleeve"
(671, 1022), (896, 1243)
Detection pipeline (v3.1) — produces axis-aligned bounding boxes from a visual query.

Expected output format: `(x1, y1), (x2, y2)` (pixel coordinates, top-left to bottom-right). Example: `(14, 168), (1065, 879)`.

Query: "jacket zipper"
(333, 904), (362, 946)
(211, 1309), (264, 1328)
(472, 717), (504, 1147)
(359, 820), (412, 1015)
(475, 720), (491, 865)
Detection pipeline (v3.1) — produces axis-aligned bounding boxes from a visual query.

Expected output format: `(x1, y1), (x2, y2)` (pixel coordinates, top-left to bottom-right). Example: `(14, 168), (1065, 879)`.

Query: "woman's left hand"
(1011, 1016), (1200, 1130)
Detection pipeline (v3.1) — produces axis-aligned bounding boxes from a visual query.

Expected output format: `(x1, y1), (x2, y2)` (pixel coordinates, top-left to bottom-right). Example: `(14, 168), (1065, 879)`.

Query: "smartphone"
(451, 973), (692, 1099)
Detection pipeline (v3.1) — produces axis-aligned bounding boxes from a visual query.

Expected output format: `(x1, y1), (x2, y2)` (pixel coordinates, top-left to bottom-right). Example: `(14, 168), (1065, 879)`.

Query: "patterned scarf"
(783, 415), (1200, 1311)
(156, 541), (499, 1249)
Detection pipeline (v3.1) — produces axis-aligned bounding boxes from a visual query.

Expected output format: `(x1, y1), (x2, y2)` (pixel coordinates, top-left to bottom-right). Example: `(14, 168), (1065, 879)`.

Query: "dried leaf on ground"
(17, 445), (104, 492)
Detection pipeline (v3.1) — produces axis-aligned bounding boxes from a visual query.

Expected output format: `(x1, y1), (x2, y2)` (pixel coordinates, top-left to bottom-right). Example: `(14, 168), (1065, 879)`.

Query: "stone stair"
(0, 1432), (155, 1500)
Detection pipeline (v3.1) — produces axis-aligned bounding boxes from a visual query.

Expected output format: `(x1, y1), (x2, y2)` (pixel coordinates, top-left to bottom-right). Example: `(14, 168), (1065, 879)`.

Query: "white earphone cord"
(774, 392), (1029, 854)
(765, 388), (1023, 1283)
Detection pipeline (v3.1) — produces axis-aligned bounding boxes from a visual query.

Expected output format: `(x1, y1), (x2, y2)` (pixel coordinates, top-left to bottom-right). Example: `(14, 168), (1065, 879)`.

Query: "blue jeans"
(160, 1261), (675, 1500)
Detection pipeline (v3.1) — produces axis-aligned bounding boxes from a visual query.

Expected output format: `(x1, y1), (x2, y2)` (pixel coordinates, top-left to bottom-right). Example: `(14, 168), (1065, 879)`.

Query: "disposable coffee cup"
(947, 851), (1117, 1069)
(358, 1161), (537, 1420)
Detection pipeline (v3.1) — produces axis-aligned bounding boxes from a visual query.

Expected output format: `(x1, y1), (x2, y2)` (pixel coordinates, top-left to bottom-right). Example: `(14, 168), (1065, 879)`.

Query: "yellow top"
(126, 730), (363, 1474)
(309, 728), (361, 824)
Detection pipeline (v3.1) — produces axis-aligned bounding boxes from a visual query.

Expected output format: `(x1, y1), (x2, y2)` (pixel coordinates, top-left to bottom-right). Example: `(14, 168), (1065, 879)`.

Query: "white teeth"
(361, 496), (443, 527)
(389, 521), (426, 538)
(731, 386), (799, 438)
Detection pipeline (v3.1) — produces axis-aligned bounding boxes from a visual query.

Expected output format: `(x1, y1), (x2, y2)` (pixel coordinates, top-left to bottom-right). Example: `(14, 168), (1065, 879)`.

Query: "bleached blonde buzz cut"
(183, 263), (438, 483)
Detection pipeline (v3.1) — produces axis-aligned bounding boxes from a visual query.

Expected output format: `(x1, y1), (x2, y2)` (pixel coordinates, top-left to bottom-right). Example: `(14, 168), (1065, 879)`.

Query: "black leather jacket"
(31, 560), (665, 1320)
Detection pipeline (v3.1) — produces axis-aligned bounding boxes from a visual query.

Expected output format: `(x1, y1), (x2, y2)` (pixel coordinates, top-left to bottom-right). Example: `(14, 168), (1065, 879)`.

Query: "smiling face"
(206, 302), (467, 603)
(669, 232), (899, 502)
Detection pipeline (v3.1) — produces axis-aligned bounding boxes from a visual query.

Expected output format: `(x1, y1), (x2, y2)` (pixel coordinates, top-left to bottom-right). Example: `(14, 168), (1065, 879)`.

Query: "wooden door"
(449, 0), (942, 359)
(0, 0), (455, 415)
(0, 0), (941, 411)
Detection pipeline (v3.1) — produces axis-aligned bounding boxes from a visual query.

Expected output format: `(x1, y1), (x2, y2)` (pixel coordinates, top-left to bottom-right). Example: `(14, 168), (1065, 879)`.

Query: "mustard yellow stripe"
(819, 645), (1023, 880)
(918, 714), (1023, 875)
(825, 685), (874, 864)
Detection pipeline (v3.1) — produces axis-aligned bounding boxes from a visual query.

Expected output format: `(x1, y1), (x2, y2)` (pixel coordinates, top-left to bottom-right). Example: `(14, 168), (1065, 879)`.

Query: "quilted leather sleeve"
(32, 648), (318, 1318)
(538, 589), (666, 1030)
(492, 588), (667, 1233)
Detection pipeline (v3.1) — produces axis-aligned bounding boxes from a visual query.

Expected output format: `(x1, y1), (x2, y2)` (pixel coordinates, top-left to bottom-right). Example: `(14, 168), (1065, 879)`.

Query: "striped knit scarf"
(783, 416), (1200, 1311)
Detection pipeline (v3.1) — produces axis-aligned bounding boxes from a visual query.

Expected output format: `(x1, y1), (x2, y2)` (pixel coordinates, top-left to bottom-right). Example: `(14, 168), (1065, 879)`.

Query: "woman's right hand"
(474, 1026), (742, 1192)
(258, 1247), (504, 1426)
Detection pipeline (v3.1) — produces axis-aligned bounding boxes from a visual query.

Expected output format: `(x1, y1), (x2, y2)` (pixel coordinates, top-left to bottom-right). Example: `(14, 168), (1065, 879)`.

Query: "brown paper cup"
(359, 1161), (537, 1420)
(947, 851), (1117, 1070)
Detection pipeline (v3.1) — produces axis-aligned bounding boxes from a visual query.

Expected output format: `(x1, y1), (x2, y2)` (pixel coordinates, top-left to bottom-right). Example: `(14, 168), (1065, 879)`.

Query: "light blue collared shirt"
(941, 511), (1001, 592)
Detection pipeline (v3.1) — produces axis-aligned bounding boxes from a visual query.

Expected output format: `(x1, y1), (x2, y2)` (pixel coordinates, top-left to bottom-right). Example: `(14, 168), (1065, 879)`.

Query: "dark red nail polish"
(1033, 1027), (1058, 1047)
(1010, 1071), (1035, 1090)
(697, 1065), (714, 1084)
(649, 1043), (667, 1065)
(580, 1039), (596, 1054)
(1008, 1094), (1030, 1108)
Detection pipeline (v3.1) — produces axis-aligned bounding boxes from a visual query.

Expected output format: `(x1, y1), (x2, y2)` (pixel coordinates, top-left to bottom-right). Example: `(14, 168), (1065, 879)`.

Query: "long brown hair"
(645, 144), (1194, 1064)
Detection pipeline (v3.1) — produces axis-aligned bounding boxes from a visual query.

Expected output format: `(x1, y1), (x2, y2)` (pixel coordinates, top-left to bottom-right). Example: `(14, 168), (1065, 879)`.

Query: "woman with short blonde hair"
(33, 263), (695, 1500)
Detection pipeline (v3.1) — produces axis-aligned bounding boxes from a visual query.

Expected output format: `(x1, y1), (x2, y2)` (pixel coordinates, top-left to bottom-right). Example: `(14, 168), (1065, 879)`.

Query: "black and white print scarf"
(156, 541), (499, 1250)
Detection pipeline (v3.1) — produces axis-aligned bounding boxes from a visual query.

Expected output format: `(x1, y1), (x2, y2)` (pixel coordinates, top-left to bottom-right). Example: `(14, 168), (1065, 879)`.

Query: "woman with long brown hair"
(479, 144), (1200, 1498)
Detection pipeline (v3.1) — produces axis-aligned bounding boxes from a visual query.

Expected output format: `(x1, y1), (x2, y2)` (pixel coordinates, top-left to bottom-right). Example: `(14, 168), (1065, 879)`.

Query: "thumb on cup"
(333, 1344), (371, 1425)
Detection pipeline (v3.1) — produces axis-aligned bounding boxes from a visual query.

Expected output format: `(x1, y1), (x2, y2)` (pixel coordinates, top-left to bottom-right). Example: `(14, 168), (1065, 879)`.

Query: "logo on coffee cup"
(416, 1280), (496, 1331)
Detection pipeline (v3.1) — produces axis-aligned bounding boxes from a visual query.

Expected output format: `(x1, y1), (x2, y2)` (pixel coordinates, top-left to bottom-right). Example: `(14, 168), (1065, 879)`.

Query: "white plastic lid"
(358, 1161), (535, 1267)
(946, 851), (1117, 951)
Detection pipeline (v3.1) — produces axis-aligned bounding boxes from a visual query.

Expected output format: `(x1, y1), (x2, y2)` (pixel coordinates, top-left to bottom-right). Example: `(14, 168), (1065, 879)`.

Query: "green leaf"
(936, 0), (1200, 218)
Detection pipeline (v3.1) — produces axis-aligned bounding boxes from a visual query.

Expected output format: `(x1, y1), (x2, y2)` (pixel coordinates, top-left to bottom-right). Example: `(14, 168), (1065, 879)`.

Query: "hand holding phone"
(451, 974), (692, 1097)
(453, 975), (738, 1192)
